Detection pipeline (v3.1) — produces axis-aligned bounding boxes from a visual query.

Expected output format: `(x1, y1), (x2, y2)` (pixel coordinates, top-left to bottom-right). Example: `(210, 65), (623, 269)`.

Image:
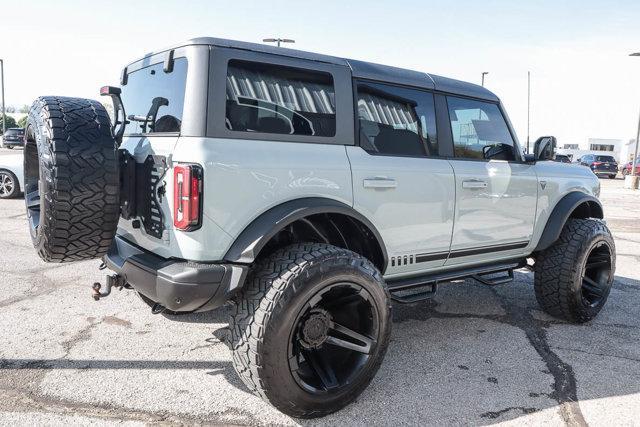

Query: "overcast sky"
(2, 0), (639, 146)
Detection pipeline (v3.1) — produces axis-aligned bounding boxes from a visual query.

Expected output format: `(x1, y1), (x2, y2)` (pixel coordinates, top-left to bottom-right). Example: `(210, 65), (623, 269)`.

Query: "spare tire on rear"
(24, 96), (120, 262)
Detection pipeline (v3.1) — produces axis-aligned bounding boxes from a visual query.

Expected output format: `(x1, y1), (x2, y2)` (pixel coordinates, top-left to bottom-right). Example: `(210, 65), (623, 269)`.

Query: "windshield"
(120, 58), (188, 135)
(595, 155), (615, 162)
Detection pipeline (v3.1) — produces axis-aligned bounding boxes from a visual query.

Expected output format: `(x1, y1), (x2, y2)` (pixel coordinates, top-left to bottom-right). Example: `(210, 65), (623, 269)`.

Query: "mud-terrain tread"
(27, 96), (119, 262)
(534, 218), (615, 323)
(228, 243), (391, 418)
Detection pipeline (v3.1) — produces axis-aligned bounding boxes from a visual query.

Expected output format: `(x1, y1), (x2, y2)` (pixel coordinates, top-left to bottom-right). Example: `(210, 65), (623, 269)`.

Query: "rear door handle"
(363, 177), (397, 189)
(462, 179), (488, 189)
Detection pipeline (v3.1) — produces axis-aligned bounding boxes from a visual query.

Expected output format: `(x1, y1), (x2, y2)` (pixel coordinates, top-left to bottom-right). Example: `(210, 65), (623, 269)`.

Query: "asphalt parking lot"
(0, 150), (639, 425)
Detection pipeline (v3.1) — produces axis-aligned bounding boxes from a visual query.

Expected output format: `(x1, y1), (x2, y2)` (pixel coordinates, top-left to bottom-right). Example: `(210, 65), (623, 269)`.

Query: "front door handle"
(462, 179), (488, 189)
(363, 177), (397, 189)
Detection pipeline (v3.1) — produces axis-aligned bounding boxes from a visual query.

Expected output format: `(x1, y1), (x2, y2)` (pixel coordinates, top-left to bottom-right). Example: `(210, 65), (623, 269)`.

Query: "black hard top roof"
(138, 37), (499, 102)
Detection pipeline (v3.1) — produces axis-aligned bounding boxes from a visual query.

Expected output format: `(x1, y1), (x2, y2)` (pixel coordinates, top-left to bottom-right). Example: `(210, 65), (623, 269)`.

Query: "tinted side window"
(121, 58), (188, 135)
(447, 96), (515, 161)
(357, 82), (438, 156)
(225, 60), (336, 137)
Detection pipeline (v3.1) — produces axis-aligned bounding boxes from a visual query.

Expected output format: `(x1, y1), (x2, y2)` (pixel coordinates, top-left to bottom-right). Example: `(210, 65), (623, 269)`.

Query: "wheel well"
(259, 212), (386, 272)
(569, 200), (603, 219)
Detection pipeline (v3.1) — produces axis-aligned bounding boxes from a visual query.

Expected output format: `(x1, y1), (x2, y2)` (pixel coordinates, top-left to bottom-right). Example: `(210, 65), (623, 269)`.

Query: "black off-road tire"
(534, 218), (616, 323)
(24, 96), (119, 262)
(228, 243), (392, 418)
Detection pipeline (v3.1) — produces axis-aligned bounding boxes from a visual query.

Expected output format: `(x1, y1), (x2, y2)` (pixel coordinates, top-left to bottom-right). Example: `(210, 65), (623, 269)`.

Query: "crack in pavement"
(394, 286), (588, 426)
(480, 406), (538, 419)
(490, 289), (588, 427)
(0, 385), (255, 426)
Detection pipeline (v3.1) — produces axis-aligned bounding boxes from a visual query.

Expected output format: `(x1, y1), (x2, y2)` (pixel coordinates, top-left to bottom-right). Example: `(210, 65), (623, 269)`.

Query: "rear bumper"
(592, 169), (617, 175)
(2, 140), (23, 147)
(104, 235), (248, 312)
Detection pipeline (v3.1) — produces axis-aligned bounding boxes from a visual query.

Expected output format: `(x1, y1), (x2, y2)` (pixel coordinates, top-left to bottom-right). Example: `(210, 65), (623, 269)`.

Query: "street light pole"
(1, 59), (5, 135)
(633, 108), (640, 177)
(263, 38), (295, 47)
(527, 71), (531, 154)
(481, 71), (489, 87)
(630, 53), (640, 178)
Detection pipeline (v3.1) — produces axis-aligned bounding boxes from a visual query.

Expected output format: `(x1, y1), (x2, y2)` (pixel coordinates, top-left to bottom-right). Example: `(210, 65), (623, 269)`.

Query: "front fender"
(534, 191), (603, 252)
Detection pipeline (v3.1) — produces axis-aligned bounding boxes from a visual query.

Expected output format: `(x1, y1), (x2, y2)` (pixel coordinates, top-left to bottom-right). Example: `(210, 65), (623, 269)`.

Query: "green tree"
(17, 115), (28, 128)
(0, 115), (17, 133)
(19, 105), (30, 114)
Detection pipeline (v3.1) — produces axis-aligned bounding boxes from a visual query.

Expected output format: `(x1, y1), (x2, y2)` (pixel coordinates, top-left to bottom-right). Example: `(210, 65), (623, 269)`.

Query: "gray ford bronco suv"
(24, 37), (615, 418)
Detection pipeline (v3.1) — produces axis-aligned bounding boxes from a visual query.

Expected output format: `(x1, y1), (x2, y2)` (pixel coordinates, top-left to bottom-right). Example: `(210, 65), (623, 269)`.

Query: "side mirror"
(534, 136), (557, 161)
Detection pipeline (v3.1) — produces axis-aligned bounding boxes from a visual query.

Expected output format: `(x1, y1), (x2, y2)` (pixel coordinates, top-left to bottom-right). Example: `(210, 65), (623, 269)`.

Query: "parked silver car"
(0, 154), (23, 199)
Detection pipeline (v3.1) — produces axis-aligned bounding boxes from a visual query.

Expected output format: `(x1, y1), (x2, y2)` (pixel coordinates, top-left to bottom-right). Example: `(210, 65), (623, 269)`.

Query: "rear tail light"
(592, 161), (603, 166)
(173, 164), (203, 231)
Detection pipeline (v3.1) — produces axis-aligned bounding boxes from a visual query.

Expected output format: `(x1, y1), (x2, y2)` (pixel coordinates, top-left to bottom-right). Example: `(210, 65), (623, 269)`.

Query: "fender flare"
(223, 197), (388, 269)
(534, 191), (604, 252)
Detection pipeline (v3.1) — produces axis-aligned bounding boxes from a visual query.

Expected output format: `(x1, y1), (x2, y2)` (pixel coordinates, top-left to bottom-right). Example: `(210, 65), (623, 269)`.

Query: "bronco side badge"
(540, 181), (547, 190)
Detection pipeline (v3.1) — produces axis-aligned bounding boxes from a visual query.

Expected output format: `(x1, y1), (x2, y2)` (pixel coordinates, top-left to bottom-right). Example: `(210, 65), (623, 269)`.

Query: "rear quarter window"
(225, 60), (336, 137)
(120, 58), (188, 135)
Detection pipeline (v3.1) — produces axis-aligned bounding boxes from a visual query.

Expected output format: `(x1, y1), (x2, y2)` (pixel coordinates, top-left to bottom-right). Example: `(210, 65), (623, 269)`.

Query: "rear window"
(595, 155), (616, 162)
(120, 58), (188, 135)
(225, 60), (336, 137)
(5, 129), (23, 136)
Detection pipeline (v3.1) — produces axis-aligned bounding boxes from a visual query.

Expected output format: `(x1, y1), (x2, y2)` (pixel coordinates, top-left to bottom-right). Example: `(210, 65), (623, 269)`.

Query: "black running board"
(386, 259), (525, 303)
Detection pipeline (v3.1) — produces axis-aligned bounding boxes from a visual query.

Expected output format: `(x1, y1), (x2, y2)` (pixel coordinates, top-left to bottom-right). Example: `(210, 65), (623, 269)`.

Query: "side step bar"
(386, 259), (525, 304)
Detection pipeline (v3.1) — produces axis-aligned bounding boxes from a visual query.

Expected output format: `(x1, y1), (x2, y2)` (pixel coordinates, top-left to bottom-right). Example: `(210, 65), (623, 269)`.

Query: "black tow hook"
(92, 274), (127, 301)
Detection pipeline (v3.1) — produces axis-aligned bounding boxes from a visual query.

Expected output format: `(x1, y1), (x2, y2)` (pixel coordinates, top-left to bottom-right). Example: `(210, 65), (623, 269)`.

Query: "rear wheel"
(0, 170), (19, 199)
(24, 96), (119, 262)
(229, 243), (392, 418)
(534, 218), (615, 323)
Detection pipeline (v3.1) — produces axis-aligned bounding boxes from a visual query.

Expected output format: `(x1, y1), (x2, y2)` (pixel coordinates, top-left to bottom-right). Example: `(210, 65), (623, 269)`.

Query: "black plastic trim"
(534, 192), (604, 252)
(222, 197), (388, 271)
(449, 241), (529, 258)
(105, 235), (248, 312)
(387, 258), (524, 291)
(415, 251), (449, 263)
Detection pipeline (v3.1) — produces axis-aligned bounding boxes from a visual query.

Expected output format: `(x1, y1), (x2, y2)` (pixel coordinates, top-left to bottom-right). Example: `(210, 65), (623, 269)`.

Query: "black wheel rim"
(24, 124), (41, 236)
(288, 282), (379, 394)
(581, 241), (613, 306)
(0, 172), (14, 197)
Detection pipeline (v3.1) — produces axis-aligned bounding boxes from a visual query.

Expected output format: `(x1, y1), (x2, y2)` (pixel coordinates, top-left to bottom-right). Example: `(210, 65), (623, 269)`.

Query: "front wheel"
(229, 243), (392, 418)
(534, 218), (615, 323)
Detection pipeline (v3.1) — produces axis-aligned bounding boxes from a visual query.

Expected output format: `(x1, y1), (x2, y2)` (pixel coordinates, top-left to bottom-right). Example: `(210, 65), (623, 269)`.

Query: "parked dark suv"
(1, 128), (25, 149)
(580, 154), (618, 179)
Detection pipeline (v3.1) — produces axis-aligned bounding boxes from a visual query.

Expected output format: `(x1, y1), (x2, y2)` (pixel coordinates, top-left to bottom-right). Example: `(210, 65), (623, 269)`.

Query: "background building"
(557, 138), (624, 162)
